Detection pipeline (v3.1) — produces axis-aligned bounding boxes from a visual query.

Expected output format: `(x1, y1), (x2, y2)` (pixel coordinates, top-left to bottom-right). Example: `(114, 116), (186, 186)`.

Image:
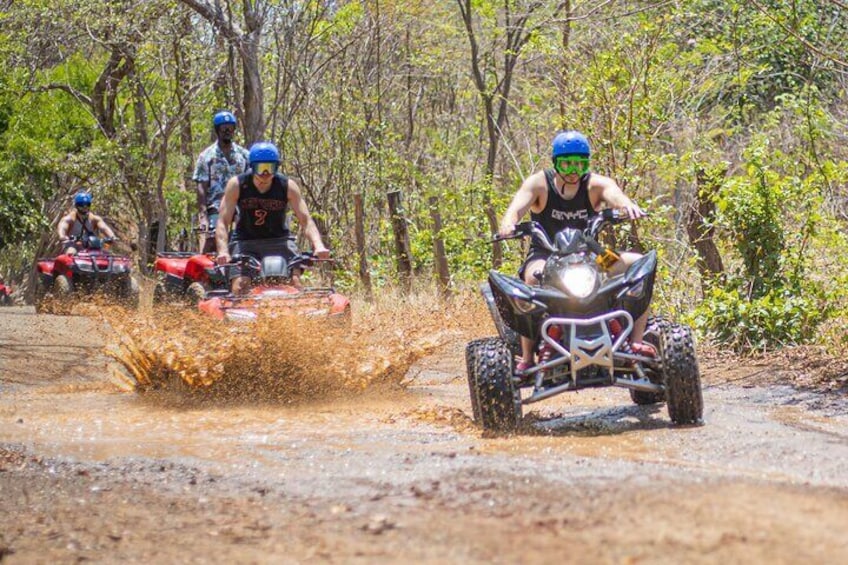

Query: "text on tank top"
(530, 169), (595, 249)
(233, 172), (290, 240)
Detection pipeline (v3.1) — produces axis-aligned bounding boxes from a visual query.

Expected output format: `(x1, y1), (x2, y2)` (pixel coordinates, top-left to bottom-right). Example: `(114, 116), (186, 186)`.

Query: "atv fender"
(479, 283), (522, 357)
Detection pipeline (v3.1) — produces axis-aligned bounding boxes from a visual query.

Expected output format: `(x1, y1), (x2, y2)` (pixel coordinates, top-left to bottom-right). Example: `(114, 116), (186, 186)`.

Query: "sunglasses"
(76, 205), (90, 211)
(253, 162), (277, 176)
(554, 155), (590, 176)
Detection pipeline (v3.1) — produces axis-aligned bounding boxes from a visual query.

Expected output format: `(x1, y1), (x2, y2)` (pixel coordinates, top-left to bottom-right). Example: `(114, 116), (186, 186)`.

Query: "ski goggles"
(252, 162), (278, 176)
(553, 155), (590, 176)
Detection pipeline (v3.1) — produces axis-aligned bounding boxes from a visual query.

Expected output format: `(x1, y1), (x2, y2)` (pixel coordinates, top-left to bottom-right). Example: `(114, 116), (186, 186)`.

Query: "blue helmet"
(249, 142), (280, 165)
(74, 192), (93, 207)
(213, 111), (237, 128)
(551, 130), (591, 159)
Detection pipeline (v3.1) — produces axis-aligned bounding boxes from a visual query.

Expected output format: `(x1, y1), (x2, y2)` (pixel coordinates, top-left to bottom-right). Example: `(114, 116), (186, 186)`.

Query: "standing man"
(498, 130), (651, 371)
(192, 110), (250, 253)
(215, 141), (330, 294)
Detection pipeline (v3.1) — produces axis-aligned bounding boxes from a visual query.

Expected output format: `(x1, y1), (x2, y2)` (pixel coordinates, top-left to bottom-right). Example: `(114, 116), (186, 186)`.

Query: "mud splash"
(102, 288), (490, 402)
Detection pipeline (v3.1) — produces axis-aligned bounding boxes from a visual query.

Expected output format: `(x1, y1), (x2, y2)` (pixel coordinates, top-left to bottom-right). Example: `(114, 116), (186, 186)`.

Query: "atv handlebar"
(215, 251), (332, 274)
(493, 208), (644, 252)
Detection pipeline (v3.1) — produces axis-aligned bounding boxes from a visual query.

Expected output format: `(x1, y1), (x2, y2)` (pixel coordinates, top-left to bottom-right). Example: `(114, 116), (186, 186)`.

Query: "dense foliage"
(0, 0), (846, 351)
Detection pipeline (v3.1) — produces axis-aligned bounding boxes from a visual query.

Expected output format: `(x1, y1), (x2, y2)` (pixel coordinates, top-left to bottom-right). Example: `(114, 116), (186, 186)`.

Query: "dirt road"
(2, 305), (848, 563)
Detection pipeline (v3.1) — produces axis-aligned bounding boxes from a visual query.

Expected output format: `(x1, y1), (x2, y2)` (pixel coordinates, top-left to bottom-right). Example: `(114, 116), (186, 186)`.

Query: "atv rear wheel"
(466, 337), (520, 432)
(660, 323), (703, 425)
(629, 315), (668, 405)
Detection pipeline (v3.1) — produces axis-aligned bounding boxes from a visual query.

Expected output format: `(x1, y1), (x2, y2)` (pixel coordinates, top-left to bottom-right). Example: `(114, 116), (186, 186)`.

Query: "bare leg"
(518, 258), (547, 368)
(290, 269), (304, 290)
(631, 309), (649, 343)
(231, 275), (251, 295)
(610, 252), (653, 350)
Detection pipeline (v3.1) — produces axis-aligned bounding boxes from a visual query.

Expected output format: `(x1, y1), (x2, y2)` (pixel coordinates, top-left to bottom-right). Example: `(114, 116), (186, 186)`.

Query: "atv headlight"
(558, 263), (599, 299)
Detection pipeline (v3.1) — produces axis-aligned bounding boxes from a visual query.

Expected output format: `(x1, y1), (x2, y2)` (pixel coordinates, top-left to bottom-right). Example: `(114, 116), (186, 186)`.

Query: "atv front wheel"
(52, 274), (74, 314)
(54, 274), (73, 296)
(123, 277), (140, 309)
(152, 281), (168, 305)
(660, 323), (703, 425)
(464, 339), (487, 423)
(466, 337), (520, 432)
(34, 278), (49, 313)
(186, 282), (207, 304)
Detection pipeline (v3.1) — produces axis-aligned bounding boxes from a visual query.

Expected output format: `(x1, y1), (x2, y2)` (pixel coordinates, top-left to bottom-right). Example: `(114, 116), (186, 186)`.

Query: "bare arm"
(196, 181), (210, 226)
(592, 174), (646, 219)
(499, 174), (543, 236)
(287, 179), (329, 258)
(92, 215), (116, 239)
(215, 177), (240, 264)
(57, 214), (72, 239)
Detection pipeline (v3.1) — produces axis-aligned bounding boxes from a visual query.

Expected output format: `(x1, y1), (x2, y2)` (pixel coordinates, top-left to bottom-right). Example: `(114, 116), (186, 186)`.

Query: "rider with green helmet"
(498, 129), (651, 370)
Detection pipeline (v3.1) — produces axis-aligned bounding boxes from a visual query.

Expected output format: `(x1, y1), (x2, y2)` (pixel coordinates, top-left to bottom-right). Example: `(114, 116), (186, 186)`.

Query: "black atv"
(467, 209), (703, 432)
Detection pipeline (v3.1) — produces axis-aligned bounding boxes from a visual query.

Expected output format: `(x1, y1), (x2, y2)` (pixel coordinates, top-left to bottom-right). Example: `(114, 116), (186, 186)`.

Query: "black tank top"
(530, 169), (595, 250)
(69, 215), (96, 238)
(232, 172), (290, 241)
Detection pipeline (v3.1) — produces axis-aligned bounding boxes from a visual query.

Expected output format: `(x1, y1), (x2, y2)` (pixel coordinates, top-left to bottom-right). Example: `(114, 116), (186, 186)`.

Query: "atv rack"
(156, 251), (202, 258)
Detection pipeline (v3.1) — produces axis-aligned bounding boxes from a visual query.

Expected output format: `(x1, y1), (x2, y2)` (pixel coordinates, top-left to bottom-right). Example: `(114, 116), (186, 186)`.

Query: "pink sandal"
(629, 342), (657, 357)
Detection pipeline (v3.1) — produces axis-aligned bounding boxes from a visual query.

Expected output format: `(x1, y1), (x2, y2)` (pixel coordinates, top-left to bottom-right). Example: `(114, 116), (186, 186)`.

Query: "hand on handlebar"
(618, 202), (648, 220)
(497, 222), (516, 238)
(313, 247), (331, 260)
(216, 252), (231, 266)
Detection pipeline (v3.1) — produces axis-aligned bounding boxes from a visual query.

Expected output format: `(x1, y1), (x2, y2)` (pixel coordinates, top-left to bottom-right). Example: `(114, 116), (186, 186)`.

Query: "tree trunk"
(387, 190), (413, 292)
(428, 196), (451, 298)
(240, 31), (265, 144)
(687, 167), (725, 294)
(353, 193), (372, 300)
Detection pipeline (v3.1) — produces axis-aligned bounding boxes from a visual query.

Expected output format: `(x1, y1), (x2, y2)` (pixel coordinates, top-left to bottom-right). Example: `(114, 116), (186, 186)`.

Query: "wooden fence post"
(428, 195), (450, 298)
(353, 193), (372, 299)
(387, 190), (413, 292)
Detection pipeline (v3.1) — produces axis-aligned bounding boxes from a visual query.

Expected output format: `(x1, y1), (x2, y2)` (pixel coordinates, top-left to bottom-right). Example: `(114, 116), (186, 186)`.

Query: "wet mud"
(2, 303), (848, 563)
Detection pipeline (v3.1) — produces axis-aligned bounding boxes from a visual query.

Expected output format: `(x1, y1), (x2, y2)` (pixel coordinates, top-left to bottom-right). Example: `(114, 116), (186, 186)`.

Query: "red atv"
(152, 228), (230, 305)
(152, 251), (227, 305)
(34, 235), (139, 313)
(198, 252), (350, 323)
(0, 277), (12, 306)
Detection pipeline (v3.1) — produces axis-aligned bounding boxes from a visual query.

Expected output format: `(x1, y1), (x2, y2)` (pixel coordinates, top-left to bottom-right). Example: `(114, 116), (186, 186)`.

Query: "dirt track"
(2, 305), (848, 563)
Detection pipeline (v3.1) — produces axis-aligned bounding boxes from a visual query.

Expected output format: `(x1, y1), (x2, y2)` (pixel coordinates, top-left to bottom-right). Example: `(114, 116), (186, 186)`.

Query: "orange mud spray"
(103, 289), (490, 402)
